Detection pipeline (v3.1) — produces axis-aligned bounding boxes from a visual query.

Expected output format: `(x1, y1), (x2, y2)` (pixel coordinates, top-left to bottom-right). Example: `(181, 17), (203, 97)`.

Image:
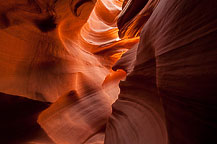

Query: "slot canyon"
(0, 0), (217, 144)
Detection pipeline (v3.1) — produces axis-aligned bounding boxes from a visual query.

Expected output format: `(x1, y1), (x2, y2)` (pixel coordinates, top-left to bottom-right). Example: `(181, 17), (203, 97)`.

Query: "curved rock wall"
(0, 0), (217, 143)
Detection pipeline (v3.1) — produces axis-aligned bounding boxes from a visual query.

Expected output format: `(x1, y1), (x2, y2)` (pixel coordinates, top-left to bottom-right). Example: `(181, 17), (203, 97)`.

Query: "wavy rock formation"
(0, 0), (217, 144)
(105, 0), (217, 144)
(0, 0), (133, 102)
(117, 0), (159, 39)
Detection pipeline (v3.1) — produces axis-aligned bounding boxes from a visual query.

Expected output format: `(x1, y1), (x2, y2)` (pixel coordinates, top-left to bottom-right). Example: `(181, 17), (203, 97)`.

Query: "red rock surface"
(0, 0), (217, 143)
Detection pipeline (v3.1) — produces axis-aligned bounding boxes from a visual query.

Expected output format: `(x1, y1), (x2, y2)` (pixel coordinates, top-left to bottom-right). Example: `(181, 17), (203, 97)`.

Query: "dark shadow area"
(35, 16), (57, 32)
(0, 92), (51, 143)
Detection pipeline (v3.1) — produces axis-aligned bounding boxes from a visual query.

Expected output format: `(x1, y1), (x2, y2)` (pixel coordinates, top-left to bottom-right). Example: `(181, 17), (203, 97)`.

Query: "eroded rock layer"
(0, 0), (217, 144)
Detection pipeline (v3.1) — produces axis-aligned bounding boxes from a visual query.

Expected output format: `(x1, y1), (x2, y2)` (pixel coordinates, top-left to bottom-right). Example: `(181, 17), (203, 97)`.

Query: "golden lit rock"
(0, 0), (217, 144)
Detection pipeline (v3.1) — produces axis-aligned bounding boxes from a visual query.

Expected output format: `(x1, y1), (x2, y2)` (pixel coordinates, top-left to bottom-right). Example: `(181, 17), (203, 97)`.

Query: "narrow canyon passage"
(0, 0), (217, 144)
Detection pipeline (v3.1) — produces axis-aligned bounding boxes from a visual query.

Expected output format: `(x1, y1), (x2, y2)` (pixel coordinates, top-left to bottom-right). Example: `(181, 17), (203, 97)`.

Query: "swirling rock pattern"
(106, 0), (217, 144)
(0, 0), (217, 144)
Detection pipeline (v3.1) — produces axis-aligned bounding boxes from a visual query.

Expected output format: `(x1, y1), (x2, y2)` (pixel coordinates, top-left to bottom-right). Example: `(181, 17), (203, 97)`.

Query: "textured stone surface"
(0, 0), (217, 144)
(105, 0), (217, 144)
